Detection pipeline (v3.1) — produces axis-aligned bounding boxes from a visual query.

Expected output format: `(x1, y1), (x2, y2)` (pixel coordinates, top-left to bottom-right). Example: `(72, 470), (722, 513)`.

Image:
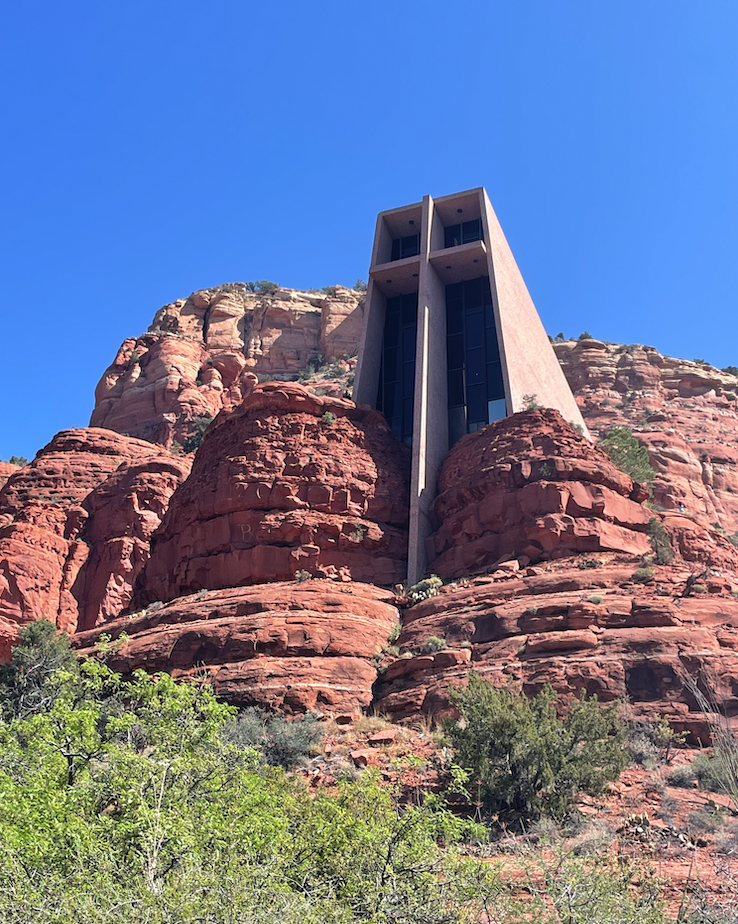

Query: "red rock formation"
(73, 581), (399, 715)
(556, 338), (738, 533)
(0, 462), (20, 492)
(0, 429), (189, 655)
(136, 383), (410, 603)
(90, 285), (363, 448)
(375, 554), (738, 740)
(429, 408), (651, 580)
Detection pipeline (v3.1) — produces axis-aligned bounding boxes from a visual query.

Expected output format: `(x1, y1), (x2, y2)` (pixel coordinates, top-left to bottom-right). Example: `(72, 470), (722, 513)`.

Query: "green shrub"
(577, 556), (603, 570)
(293, 570), (312, 582)
(420, 636), (446, 655)
(0, 619), (79, 720)
(600, 428), (656, 484)
(353, 278), (368, 292)
(522, 393), (543, 411)
(647, 518), (674, 565)
(588, 594), (603, 604)
(5, 455), (28, 466)
(321, 411), (337, 425)
(692, 752), (731, 794)
(578, 331), (593, 340)
(665, 763), (696, 788)
(221, 708), (322, 769)
(181, 414), (213, 453)
(632, 567), (655, 584)
(445, 673), (627, 822)
(721, 365), (738, 377)
(407, 574), (443, 604)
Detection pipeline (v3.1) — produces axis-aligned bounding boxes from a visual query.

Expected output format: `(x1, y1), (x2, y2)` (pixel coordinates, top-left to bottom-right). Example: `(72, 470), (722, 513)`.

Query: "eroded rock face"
(136, 383), (410, 604)
(0, 462), (20, 492)
(374, 555), (738, 741)
(0, 429), (190, 655)
(429, 408), (651, 580)
(90, 286), (364, 448)
(556, 339), (738, 533)
(73, 581), (399, 715)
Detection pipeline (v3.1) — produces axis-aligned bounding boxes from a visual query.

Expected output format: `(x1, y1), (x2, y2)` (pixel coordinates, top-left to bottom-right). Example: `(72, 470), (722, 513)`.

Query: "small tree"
(647, 517), (674, 565)
(0, 619), (79, 719)
(181, 415), (213, 453)
(445, 673), (627, 822)
(600, 427), (656, 484)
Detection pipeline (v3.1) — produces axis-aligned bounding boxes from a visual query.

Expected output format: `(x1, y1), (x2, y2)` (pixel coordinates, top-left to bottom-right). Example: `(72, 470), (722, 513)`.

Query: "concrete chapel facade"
(353, 187), (588, 583)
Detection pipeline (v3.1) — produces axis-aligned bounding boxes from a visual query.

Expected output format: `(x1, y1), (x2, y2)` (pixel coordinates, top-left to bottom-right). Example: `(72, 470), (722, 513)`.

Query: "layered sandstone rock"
(0, 429), (190, 655)
(556, 339), (738, 533)
(73, 581), (399, 714)
(90, 285), (364, 448)
(0, 462), (20, 492)
(375, 554), (738, 740)
(136, 383), (410, 604)
(429, 408), (651, 580)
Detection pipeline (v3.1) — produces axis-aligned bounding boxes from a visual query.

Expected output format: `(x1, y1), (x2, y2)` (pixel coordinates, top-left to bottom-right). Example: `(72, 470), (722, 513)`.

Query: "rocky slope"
(428, 408), (651, 579)
(134, 382), (411, 603)
(0, 429), (190, 655)
(90, 284), (364, 448)
(556, 338), (738, 533)
(74, 581), (399, 715)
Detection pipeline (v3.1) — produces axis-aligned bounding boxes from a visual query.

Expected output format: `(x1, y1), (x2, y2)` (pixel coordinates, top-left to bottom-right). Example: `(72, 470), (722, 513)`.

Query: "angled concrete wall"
(354, 187), (588, 583)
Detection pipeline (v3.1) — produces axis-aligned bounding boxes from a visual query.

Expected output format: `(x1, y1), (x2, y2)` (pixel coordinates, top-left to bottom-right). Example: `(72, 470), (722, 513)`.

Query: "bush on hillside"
(647, 517), (674, 565)
(600, 427), (655, 484)
(181, 415), (213, 453)
(445, 673), (627, 823)
(221, 707), (323, 769)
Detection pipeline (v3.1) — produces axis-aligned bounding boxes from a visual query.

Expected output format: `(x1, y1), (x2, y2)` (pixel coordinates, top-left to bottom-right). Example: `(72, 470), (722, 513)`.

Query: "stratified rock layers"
(90, 286), (364, 448)
(374, 560), (738, 741)
(0, 429), (190, 654)
(429, 408), (651, 580)
(74, 581), (399, 714)
(556, 338), (738, 533)
(136, 383), (411, 604)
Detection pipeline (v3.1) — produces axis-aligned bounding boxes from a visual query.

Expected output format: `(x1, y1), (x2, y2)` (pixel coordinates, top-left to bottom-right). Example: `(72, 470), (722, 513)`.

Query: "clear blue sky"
(2, 1), (738, 461)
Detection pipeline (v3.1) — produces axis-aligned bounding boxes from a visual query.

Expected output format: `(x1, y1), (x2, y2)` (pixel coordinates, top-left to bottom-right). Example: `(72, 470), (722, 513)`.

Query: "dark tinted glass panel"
(467, 384), (486, 422)
(402, 326), (415, 362)
(445, 276), (506, 444)
(378, 292), (417, 445)
(447, 333), (464, 369)
(384, 313), (399, 348)
(465, 277), (483, 310)
(485, 326), (500, 362)
(465, 310), (484, 346)
(401, 294), (416, 325)
(482, 277), (492, 303)
(462, 219), (482, 243)
(403, 362), (415, 392)
(487, 362), (505, 398)
(447, 369), (464, 407)
(466, 347), (485, 385)
(383, 384), (396, 419)
(390, 235), (419, 262)
(444, 224), (461, 248)
(447, 304), (463, 335)
(401, 234), (420, 258)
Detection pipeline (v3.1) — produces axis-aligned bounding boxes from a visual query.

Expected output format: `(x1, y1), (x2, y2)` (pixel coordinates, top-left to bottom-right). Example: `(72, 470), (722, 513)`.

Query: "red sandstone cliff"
(0, 429), (190, 655)
(135, 382), (411, 603)
(90, 285), (363, 448)
(556, 338), (738, 533)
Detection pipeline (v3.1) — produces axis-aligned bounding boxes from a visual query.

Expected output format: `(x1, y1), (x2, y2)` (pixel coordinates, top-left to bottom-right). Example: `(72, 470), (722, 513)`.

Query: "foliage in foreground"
(445, 673), (628, 823)
(0, 623), (713, 923)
